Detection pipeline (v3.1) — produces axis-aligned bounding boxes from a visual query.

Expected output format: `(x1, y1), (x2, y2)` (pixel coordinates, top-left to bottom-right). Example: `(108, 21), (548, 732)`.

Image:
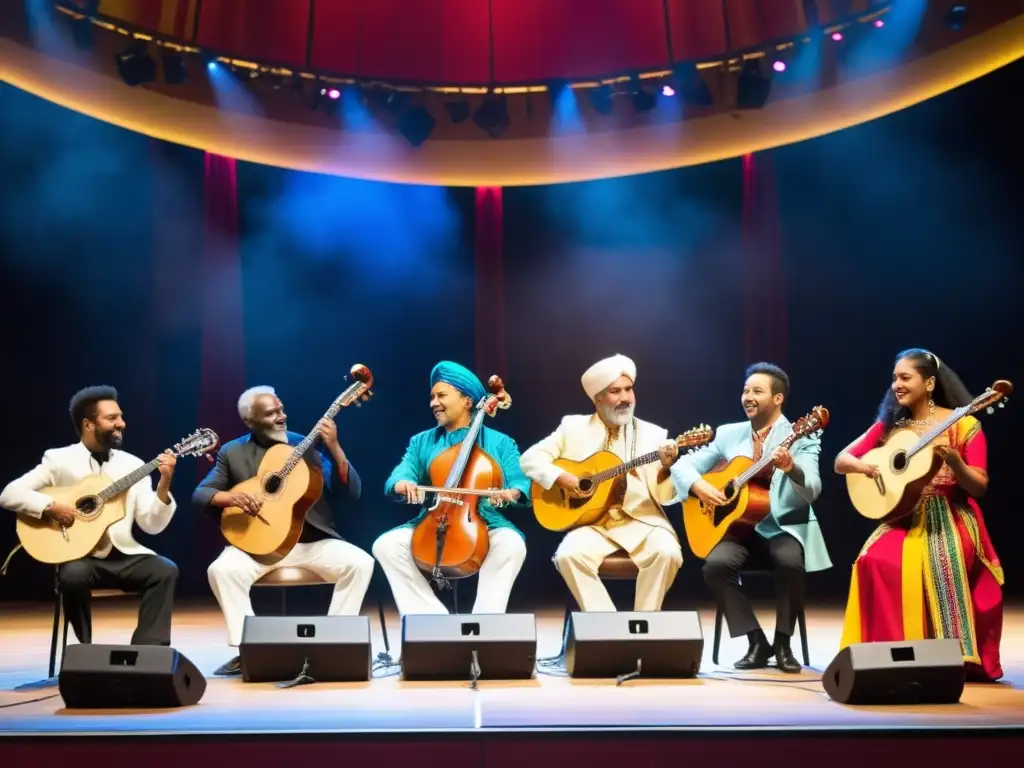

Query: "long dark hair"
(876, 349), (973, 429)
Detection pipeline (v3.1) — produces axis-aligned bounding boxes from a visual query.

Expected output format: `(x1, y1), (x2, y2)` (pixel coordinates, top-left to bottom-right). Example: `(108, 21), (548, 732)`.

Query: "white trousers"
(372, 526), (526, 616)
(553, 525), (682, 612)
(207, 538), (375, 647)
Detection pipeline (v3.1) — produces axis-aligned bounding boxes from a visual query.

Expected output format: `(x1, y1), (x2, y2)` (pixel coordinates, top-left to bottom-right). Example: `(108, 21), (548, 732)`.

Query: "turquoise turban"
(430, 361), (486, 404)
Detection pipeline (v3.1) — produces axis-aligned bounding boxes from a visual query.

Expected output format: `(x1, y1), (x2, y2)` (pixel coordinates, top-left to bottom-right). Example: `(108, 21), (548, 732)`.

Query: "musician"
(373, 361), (531, 616)
(0, 386), (179, 646)
(670, 363), (831, 672)
(192, 386), (374, 676)
(834, 349), (1003, 681)
(519, 355), (683, 612)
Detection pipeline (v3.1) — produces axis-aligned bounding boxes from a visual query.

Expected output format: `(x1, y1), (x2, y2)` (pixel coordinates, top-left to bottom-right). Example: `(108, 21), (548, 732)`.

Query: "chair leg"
(712, 609), (723, 666)
(48, 571), (61, 678)
(798, 610), (810, 666)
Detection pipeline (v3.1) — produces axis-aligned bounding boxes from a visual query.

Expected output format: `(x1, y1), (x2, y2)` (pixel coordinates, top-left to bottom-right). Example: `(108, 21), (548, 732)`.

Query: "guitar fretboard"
(588, 448), (664, 485)
(906, 406), (969, 459)
(98, 457), (163, 502)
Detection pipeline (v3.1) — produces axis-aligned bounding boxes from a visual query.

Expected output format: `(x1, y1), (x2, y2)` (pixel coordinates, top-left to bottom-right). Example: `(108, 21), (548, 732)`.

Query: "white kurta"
(519, 414), (683, 611)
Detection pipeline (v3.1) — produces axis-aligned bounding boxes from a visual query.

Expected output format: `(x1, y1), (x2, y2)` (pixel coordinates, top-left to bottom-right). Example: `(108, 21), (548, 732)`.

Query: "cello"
(410, 375), (511, 588)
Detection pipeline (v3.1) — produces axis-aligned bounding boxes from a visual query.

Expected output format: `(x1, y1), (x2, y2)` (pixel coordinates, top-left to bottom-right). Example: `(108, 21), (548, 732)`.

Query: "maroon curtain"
(474, 187), (507, 380)
(741, 151), (788, 368)
(199, 153), (247, 467)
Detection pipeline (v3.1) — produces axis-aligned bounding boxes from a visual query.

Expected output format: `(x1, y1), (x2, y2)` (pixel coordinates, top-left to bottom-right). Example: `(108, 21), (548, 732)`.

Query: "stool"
(558, 549), (638, 649)
(711, 569), (809, 666)
(49, 565), (135, 677)
(254, 566), (393, 657)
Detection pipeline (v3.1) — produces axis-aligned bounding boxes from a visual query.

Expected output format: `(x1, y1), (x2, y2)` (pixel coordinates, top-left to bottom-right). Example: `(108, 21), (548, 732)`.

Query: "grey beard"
(266, 427), (288, 443)
(598, 402), (634, 427)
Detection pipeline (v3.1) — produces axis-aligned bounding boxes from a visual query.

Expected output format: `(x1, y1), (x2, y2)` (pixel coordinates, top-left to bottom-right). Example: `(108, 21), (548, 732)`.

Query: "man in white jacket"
(0, 386), (178, 645)
(519, 355), (682, 612)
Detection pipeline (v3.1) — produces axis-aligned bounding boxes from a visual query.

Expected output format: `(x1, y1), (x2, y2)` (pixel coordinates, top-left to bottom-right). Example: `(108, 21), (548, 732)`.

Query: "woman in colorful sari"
(834, 348), (1004, 682)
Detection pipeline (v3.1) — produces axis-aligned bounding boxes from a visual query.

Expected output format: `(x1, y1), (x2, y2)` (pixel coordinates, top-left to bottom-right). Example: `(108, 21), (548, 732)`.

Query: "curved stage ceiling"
(1, 1), (1023, 186)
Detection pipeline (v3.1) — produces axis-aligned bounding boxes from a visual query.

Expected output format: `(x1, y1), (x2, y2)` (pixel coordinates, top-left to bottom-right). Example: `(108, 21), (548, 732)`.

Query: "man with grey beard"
(520, 355), (684, 612)
(192, 386), (374, 676)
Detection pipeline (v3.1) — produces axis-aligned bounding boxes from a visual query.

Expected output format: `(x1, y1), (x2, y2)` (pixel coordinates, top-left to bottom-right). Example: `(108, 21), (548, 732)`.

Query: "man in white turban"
(519, 355), (684, 612)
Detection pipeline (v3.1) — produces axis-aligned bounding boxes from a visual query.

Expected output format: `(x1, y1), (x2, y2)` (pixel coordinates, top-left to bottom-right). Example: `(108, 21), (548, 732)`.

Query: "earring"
(929, 397), (935, 416)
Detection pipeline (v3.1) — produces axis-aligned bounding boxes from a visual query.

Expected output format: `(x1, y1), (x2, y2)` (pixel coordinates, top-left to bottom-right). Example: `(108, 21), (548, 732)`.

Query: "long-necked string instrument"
(410, 375), (511, 589)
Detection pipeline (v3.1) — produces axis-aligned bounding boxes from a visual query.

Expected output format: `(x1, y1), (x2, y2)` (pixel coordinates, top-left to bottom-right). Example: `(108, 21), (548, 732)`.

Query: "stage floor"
(1, 601), (1023, 736)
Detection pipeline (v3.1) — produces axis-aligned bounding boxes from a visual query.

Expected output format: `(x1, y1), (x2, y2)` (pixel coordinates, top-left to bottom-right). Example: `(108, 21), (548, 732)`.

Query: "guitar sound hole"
(263, 474), (283, 495)
(76, 497), (97, 515)
(577, 478), (593, 494)
(891, 451), (907, 473)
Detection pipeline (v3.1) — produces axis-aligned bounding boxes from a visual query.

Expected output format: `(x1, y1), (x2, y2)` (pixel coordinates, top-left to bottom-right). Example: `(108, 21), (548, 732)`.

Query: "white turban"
(581, 354), (636, 401)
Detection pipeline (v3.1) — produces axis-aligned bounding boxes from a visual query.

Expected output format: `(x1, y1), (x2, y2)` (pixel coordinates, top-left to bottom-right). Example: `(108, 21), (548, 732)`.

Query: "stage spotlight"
(472, 96), (510, 138)
(947, 4), (968, 30)
(115, 42), (157, 86)
(398, 105), (436, 147)
(773, 60), (787, 73)
(831, 31), (844, 42)
(445, 99), (470, 123)
(736, 59), (771, 109)
(874, 19), (885, 28)
(162, 53), (187, 84)
(661, 84), (675, 97)
(587, 85), (614, 115)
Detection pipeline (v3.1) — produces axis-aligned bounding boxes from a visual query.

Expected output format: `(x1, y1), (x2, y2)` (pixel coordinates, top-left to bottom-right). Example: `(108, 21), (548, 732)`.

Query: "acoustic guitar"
(847, 380), (1011, 523)
(15, 428), (219, 565)
(219, 364), (373, 564)
(682, 407), (829, 559)
(531, 424), (714, 532)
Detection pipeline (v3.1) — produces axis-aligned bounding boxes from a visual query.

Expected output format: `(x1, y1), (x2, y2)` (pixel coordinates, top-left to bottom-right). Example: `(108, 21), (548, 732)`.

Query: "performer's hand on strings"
(394, 480), (426, 505)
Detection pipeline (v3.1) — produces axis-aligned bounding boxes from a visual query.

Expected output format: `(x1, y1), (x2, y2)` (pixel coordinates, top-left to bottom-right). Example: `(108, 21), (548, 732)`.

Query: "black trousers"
(702, 531), (804, 639)
(57, 551), (178, 645)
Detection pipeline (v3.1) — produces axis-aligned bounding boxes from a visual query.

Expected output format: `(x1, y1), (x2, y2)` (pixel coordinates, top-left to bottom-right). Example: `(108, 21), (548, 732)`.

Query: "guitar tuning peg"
(986, 407), (994, 415)
(998, 401), (1005, 408)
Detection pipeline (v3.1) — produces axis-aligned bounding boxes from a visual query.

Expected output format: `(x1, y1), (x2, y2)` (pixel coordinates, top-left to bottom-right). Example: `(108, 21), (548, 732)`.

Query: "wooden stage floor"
(1, 601), (1023, 737)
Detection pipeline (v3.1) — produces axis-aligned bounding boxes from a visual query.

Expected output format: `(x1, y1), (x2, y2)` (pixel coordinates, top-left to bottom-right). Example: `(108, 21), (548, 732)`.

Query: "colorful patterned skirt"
(840, 493), (1004, 682)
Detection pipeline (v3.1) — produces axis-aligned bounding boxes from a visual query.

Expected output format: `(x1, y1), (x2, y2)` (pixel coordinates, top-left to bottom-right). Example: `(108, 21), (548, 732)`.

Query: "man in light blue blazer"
(670, 363), (831, 673)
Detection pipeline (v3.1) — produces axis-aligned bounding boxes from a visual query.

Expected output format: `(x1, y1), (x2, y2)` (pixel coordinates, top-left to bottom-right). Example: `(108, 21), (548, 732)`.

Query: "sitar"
(410, 375), (511, 587)
(531, 424), (714, 532)
(220, 364), (373, 564)
(847, 380), (1011, 523)
(15, 428), (219, 564)
(682, 407), (829, 559)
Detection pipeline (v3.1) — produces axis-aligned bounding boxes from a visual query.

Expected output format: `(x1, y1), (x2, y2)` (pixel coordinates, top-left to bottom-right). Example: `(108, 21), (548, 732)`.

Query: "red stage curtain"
(492, 0), (670, 82)
(667, 0), (728, 60)
(741, 151), (787, 367)
(194, 0), (310, 67)
(475, 187), (507, 379)
(199, 153), (246, 471)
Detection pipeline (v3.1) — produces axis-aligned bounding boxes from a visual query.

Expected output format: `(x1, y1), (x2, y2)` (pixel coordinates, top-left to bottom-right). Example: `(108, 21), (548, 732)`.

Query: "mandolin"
(531, 424), (714, 532)
(410, 375), (511, 587)
(15, 428), (219, 564)
(847, 380), (1011, 523)
(219, 364), (374, 564)
(682, 407), (829, 559)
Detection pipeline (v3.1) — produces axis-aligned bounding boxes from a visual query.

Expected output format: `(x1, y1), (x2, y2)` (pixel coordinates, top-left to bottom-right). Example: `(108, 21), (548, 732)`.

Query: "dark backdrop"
(1, 60), (1021, 611)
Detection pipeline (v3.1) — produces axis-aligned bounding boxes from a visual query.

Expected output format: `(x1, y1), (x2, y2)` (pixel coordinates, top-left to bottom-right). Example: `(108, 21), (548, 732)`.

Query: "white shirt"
(0, 442), (176, 558)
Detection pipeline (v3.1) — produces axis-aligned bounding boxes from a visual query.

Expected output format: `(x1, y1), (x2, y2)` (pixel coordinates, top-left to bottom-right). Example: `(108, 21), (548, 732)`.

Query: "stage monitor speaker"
(400, 613), (537, 681)
(58, 644), (206, 708)
(239, 615), (371, 683)
(823, 639), (966, 705)
(565, 611), (703, 679)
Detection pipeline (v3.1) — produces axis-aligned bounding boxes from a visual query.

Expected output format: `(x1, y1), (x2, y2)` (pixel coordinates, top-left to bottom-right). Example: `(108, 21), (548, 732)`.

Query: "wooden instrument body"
(532, 450), (629, 532)
(220, 443), (324, 565)
(15, 474), (127, 564)
(410, 442), (500, 579)
(681, 457), (772, 559)
(846, 427), (944, 524)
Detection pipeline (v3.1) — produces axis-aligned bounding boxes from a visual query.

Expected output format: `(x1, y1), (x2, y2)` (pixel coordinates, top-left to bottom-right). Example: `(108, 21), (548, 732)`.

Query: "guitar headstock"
(970, 379), (1012, 416)
(787, 406), (829, 445)
(172, 428), (219, 458)
(479, 374), (511, 416)
(675, 424), (713, 452)
(337, 364), (375, 408)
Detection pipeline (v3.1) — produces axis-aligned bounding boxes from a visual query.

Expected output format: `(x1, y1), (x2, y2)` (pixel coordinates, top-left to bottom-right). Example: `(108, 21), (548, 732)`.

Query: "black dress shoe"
(734, 636), (774, 670)
(773, 637), (802, 673)
(214, 655), (242, 676)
